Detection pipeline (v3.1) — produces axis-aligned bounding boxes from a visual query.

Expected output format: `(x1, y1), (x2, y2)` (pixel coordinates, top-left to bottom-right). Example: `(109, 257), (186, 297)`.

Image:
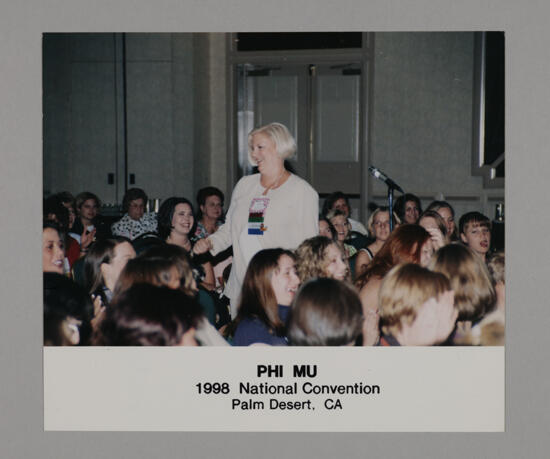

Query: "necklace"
(262, 169), (287, 196)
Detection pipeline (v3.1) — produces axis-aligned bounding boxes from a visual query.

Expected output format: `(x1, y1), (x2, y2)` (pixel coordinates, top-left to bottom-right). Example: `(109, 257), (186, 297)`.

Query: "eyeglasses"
(374, 221), (389, 227)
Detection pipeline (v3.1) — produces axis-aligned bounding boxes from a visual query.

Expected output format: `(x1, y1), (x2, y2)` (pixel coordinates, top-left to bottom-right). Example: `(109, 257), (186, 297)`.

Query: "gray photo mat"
(1, 0), (547, 458)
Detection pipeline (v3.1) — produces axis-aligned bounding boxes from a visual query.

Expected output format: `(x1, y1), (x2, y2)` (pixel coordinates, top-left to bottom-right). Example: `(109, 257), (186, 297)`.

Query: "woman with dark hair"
(44, 195), (81, 268)
(425, 200), (458, 241)
(115, 244), (197, 298)
(43, 220), (67, 275)
(394, 193), (422, 224)
(288, 278), (363, 346)
(113, 245), (229, 345)
(157, 197), (216, 291)
(232, 248), (300, 346)
(326, 208), (357, 280)
(83, 237), (136, 322)
(111, 187), (158, 240)
(195, 186), (225, 239)
(194, 186), (232, 293)
(318, 217), (337, 241)
(355, 225), (433, 337)
(93, 284), (203, 346)
(44, 272), (93, 346)
(193, 123), (318, 317)
(322, 191), (368, 236)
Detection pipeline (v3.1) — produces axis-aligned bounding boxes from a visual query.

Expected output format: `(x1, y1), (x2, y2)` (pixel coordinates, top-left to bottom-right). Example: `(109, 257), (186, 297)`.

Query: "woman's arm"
(205, 177), (248, 255)
(199, 261), (216, 291)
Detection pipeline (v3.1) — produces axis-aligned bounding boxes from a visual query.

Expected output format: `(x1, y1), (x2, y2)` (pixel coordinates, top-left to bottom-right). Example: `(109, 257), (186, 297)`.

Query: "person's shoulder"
(233, 173), (260, 193)
(288, 174), (318, 196)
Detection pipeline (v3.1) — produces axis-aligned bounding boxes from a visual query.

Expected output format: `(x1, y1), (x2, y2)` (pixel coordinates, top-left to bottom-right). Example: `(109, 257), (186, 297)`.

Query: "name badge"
(248, 197), (269, 235)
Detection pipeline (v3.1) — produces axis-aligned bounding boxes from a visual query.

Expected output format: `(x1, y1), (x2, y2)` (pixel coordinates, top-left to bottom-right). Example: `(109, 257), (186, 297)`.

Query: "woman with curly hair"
(295, 236), (348, 283)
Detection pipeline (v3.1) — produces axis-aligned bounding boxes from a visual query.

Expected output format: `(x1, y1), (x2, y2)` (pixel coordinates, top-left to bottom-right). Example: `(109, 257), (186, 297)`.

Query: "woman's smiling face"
(43, 227), (65, 274)
(324, 243), (348, 281)
(330, 215), (349, 242)
(171, 203), (194, 236)
(249, 132), (280, 173)
(270, 254), (300, 306)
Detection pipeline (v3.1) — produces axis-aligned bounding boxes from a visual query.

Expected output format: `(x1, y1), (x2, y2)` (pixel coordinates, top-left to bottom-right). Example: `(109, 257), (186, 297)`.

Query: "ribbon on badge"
(248, 197), (269, 235)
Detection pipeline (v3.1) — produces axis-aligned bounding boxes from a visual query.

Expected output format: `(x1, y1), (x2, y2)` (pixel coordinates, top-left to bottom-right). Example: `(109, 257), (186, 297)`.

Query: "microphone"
(368, 166), (404, 193)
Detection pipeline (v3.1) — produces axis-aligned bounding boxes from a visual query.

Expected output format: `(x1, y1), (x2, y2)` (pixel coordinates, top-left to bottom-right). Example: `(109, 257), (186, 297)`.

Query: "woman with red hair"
(354, 224), (433, 341)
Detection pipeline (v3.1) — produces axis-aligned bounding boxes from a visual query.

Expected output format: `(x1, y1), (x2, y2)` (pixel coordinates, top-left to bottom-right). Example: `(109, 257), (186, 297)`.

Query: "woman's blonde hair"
(295, 236), (343, 282)
(248, 122), (297, 165)
(429, 244), (495, 322)
(366, 207), (400, 237)
(487, 251), (505, 284)
(378, 263), (451, 337)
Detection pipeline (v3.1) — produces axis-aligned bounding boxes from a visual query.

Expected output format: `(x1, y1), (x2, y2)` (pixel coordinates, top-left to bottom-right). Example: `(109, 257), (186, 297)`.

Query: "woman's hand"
(425, 226), (445, 249)
(80, 227), (96, 250)
(90, 294), (106, 331)
(193, 238), (212, 255)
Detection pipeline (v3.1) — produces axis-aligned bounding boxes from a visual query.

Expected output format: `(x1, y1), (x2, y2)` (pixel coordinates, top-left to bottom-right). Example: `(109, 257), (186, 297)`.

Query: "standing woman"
(193, 122), (318, 317)
(158, 197), (216, 291)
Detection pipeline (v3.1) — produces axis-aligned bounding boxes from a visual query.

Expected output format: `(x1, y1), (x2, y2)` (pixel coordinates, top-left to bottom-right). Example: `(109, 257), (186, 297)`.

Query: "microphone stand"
(388, 186), (395, 232)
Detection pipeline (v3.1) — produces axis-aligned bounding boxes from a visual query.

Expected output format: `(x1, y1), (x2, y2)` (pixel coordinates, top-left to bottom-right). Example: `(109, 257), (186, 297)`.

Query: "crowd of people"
(43, 122), (505, 347)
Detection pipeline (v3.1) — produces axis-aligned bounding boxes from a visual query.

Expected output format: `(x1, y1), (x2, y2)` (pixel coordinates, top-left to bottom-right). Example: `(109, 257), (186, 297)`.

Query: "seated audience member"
(377, 264), (457, 346)
(44, 272), (93, 346)
(231, 249), (300, 346)
(83, 238), (136, 329)
(114, 245), (229, 345)
(44, 197), (80, 270)
(71, 191), (111, 243)
(194, 186), (232, 292)
(458, 211), (492, 261)
(418, 210), (449, 249)
(318, 217), (337, 241)
(355, 207), (398, 277)
(115, 244), (197, 297)
(295, 236), (348, 283)
(465, 251), (505, 346)
(429, 244), (496, 344)
(158, 197), (216, 291)
(43, 221), (66, 275)
(92, 284), (202, 346)
(425, 200), (458, 241)
(322, 191), (368, 235)
(55, 191), (77, 231)
(195, 186), (225, 238)
(288, 278), (364, 346)
(394, 193), (422, 224)
(355, 225), (433, 331)
(111, 188), (158, 240)
(326, 208), (358, 279)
